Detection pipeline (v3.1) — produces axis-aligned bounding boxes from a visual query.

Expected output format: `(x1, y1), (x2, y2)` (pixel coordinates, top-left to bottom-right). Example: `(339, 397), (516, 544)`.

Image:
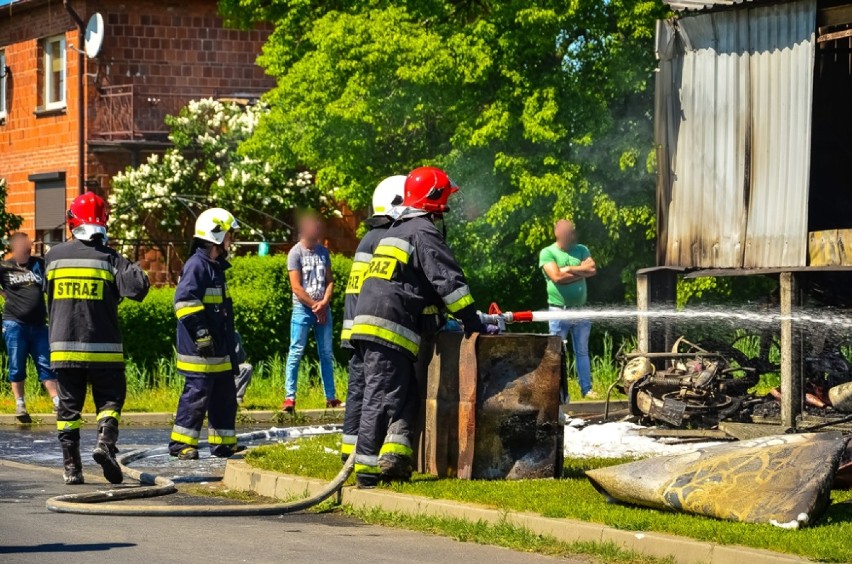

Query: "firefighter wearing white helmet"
(169, 208), (242, 460)
(339, 176), (406, 462)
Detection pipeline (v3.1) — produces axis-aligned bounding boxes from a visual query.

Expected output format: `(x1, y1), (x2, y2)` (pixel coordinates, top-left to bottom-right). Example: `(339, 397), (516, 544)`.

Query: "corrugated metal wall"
(655, 0), (816, 268)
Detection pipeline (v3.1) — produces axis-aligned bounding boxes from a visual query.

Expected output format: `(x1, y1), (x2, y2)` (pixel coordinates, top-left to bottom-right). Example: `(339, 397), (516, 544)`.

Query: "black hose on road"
(46, 426), (354, 516)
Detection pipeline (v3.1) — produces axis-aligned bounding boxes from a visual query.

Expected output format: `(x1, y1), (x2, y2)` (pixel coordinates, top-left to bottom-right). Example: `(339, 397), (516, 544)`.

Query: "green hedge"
(118, 254), (353, 365)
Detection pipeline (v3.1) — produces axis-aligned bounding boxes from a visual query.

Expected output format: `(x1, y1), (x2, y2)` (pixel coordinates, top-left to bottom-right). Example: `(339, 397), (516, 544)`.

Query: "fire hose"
(45, 425), (354, 516)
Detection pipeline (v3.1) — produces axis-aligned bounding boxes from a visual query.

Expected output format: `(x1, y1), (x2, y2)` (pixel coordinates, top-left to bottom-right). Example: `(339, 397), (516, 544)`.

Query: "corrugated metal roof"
(663, 0), (772, 12)
(655, 0), (816, 269)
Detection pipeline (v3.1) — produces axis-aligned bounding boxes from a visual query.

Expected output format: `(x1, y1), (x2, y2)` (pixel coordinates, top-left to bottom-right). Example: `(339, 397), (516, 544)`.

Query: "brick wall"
(87, 0), (273, 95)
(0, 0), (360, 281)
(0, 3), (80, 234)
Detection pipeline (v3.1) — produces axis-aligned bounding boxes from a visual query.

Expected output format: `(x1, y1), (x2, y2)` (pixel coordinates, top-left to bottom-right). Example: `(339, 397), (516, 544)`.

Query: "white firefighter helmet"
(371, 175), (406, 216)
(194, 208), (239, 245)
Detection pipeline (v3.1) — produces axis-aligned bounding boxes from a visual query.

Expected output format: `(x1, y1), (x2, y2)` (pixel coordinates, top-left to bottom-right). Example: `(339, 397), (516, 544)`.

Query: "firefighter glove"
(195, 331), (215, 357)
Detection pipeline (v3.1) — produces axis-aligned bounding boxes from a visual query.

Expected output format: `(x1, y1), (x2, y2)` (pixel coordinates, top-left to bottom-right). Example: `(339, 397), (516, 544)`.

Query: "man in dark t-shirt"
(0, 232), (57, 421)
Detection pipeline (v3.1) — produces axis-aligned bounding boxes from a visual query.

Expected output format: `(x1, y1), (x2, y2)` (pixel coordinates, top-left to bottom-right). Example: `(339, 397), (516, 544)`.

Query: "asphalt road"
(0, 461), (576, 564)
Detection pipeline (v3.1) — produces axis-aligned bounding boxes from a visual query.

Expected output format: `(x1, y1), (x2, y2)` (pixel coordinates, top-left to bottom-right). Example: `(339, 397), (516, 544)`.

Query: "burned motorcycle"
(607, 338), (759, 427)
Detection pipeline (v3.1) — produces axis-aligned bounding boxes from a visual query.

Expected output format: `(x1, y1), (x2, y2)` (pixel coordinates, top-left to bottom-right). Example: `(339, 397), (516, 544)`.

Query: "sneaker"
(326, 399), (343, 409)
(282, 398), (296, 414)
(14, 403), (31, 424)
(174, 446), (199, 461)
(92, 444), (123, 485)
(583, 391), (600, 400)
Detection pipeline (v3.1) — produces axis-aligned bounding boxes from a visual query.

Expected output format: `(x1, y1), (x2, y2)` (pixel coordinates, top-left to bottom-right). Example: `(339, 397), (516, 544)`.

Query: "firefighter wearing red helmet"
(349, 166), (495, 488)
(46, 192), (150, 485)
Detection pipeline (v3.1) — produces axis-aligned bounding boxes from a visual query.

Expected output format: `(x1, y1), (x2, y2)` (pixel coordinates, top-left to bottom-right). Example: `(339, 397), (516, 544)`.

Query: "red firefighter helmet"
(67, 192), (109, 232)
(402, 167), (459, 214)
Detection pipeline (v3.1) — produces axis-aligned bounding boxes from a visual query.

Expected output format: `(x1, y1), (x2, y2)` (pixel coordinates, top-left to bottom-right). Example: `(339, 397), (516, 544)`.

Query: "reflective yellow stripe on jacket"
(442, 285), (475, 313)
(175, 354), (233, 374)
(46, 259), (117, 282)
(374, 237), (413, 264)
(50, 341), (124, 364)
(349, 314), (421, 356)
(341, 319), (354, 342)
(202, 287), (224, 304)
(175, 300), (204, 319)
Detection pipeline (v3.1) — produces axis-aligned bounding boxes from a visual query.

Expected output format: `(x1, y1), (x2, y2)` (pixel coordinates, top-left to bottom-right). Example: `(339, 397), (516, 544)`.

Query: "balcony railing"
(89, 84), (266, 141)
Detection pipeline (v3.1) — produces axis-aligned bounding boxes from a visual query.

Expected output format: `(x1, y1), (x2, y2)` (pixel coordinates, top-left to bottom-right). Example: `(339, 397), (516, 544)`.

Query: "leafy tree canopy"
(220, 0), (669, 307)
(108, 98), (335, 255)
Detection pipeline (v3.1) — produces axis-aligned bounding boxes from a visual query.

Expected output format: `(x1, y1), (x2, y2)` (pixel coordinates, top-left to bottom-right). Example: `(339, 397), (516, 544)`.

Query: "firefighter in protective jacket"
(340, 175), (406, 462)
(169, 208), (241, 460)
(48, 192), (150, 485)
(350, 167), (493, 488)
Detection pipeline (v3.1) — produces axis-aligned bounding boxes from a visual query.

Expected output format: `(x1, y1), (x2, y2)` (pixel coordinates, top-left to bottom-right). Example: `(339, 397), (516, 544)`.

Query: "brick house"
(0, 0), (359, 283)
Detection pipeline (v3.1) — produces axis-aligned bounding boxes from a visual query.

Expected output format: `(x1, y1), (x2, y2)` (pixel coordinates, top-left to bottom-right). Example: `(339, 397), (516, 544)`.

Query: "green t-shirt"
(539, 243), (591, 308)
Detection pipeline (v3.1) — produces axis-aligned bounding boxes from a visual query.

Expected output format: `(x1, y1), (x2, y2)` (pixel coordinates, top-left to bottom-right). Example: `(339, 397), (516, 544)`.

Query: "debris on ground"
(564, 418), (723, 459)
(586, 433), (848, 528)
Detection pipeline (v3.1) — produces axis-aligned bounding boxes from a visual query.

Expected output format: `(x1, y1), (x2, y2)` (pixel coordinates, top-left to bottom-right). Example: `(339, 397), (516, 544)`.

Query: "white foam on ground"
(564, 419), (724, 459)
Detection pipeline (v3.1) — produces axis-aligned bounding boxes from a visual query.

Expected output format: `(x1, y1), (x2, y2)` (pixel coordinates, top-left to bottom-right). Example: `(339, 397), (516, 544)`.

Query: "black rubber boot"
(356, 473), (379, 489)
(210, 444), (246, 459)
(61, 442), (84, 485)
(92, 417), (123, 484)
(378, 453), (413, 483)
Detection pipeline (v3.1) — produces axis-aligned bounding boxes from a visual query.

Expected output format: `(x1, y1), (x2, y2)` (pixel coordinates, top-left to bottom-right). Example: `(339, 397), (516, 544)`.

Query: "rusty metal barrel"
(418, 332), (564, 480)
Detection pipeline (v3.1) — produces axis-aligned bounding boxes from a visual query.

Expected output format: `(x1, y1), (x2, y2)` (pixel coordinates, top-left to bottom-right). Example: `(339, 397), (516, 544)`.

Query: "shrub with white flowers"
(108, 98), (336, 251)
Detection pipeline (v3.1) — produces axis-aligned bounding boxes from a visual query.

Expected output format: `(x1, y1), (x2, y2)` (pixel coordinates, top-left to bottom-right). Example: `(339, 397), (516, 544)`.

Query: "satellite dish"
(84, 13), (105, 59)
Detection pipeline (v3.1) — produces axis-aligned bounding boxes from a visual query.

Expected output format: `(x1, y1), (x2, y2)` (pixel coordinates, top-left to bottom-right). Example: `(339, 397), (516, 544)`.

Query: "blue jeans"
(2, 320), (55, 383)
(285, 304), (336, 401)
(548, 307), (592, 395)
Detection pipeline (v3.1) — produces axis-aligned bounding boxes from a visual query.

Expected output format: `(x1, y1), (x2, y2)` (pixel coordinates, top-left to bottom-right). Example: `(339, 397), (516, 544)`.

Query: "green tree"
(220, 0), (668, 307)
(0, 177), (24, 250)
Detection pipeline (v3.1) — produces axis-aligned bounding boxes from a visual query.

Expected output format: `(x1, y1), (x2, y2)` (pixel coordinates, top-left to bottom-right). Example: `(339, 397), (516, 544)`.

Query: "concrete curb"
(222, 459), (809, 564)
(0, 408), (344, 427)
(0, 396), (615, 427)
(0, 398), (619, 427)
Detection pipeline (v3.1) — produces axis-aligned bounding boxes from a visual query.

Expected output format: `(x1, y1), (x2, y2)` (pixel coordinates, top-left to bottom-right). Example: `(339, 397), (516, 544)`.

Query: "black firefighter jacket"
(350, 213), (485, 359)
(174, 248), (237, 376)
(46, 237), (150, 369)
(341, 215), (393, 349)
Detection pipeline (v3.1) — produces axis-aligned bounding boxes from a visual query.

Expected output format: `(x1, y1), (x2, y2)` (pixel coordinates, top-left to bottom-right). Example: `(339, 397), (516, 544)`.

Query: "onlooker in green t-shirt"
(539, 220), (597, 398)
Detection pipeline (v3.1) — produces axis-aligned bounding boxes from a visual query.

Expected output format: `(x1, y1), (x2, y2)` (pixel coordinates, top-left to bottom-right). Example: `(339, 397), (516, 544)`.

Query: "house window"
(30, 172), (67, 242)
(0, 49), (6, 121)
(43, 36), (65, 110)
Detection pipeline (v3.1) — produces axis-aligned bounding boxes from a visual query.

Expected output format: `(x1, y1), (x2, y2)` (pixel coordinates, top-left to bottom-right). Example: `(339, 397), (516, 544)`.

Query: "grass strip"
(183, 481), (670, 564)
(345, 506), (674, 564)
(247, 434), (852, 562)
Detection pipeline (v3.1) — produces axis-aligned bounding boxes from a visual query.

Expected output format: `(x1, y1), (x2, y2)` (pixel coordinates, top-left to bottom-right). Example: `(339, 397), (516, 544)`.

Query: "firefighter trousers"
(354, 342), (418, 477)
(169, 371), (238, 457)
(56, 367), (126, 446)
(341, 348), (365, 459)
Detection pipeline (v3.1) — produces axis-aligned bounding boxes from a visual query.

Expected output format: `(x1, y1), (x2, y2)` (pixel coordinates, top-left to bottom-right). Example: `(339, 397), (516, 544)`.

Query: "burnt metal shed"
(641, 0), (852, 430)
(655, 0), (852, 269)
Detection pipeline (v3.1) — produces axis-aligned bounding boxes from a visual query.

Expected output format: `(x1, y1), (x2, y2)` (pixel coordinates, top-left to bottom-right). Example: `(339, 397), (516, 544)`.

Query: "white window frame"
(43, 35), (66, 111)
(0, 49), (7, 121)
